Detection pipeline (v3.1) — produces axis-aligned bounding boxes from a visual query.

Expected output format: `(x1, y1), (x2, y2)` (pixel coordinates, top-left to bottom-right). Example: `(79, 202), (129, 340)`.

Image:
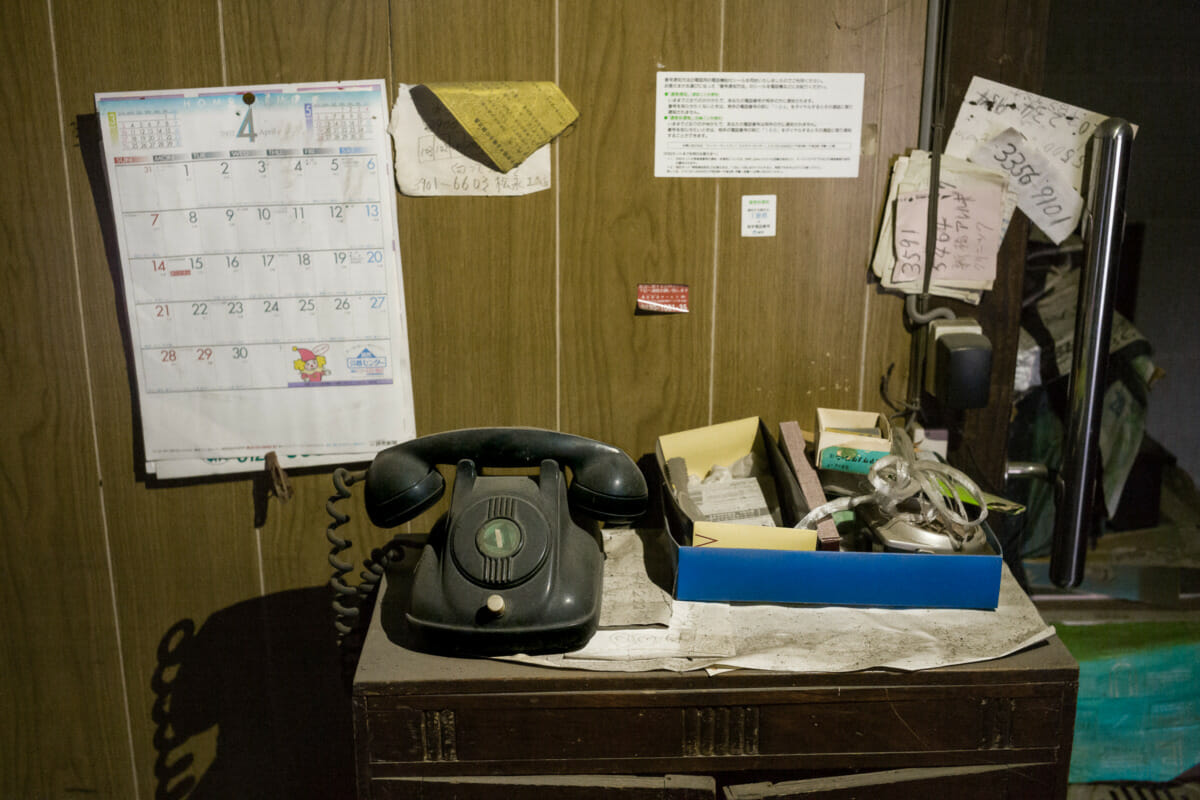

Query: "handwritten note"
(390, 84), (552, 196)
(969, 128), (1083, 244)
(892, 182), (1003, 285)
(946, 77), (1122, 193)
(870, 151), (1008, 303)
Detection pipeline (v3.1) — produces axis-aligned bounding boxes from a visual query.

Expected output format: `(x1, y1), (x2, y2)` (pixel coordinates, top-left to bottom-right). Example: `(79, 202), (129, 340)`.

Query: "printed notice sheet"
(96, 81), (415, 476)
(655, 72), (864, 178)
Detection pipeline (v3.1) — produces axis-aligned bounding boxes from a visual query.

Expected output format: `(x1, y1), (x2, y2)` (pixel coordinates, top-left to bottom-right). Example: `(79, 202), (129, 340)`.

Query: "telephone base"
(403, 611), (598, 658)
(402, 462), (605, 658)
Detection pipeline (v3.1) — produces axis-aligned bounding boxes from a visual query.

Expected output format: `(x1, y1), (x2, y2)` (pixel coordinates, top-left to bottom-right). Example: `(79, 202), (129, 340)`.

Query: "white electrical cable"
(797, 426), (987, 535)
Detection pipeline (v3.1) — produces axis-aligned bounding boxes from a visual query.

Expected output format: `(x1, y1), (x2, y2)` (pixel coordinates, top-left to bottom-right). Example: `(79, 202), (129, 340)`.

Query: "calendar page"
(96, 81), (416, 475)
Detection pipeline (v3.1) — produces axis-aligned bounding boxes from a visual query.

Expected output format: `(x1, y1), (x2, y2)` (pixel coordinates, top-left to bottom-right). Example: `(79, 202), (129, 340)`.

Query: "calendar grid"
(96, 81), (415, 471)
(119, 201), (384, 214)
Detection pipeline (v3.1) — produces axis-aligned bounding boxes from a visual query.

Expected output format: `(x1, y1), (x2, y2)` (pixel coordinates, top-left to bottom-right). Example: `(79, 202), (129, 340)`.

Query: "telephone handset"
(364, 427), (648, 656)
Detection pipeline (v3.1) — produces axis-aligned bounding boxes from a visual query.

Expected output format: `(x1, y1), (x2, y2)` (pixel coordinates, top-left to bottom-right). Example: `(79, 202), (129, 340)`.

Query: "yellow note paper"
(424, 81), (579, 173)
(692, 522), (818, 551)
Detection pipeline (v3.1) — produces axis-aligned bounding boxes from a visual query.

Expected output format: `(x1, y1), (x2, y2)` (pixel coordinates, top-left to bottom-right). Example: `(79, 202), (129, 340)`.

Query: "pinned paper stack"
(872, 76), (1133, 304)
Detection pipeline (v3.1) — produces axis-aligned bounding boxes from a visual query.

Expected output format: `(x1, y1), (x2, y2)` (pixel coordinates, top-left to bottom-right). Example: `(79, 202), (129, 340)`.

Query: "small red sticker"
(636, 283), (689, 313)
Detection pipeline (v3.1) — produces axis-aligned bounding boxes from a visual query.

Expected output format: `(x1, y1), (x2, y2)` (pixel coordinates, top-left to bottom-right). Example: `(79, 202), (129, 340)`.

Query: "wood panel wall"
(0, 1), (1051, 797)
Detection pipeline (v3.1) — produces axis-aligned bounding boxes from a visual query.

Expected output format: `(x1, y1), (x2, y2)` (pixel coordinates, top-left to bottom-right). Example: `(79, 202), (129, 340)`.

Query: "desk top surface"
(354, 578), (1078, 695)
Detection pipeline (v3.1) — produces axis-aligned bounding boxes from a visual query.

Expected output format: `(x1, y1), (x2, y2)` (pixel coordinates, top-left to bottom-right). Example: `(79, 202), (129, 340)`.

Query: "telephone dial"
(361, 427), (648, 657)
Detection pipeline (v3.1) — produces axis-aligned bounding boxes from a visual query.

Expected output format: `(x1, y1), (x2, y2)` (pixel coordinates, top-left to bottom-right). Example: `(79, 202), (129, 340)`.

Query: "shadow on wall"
(151, 588), (356, 800)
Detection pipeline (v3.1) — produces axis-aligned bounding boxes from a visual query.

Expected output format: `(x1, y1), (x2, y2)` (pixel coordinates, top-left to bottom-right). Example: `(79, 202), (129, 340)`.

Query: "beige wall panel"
(559, 0), (722, 457)
(0, 2), (135, 796)
(52, 2), (262, 796)
(260, 465), (375, 592)
(389, 0), (558, 531)
(391, 0), (557, 434)
(713, 0), (909, 434)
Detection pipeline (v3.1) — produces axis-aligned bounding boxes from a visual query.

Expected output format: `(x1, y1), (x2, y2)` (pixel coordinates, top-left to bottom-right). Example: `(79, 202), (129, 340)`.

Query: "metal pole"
(1050, 118), (1134, 588)
(1005, 461), (1049, 481)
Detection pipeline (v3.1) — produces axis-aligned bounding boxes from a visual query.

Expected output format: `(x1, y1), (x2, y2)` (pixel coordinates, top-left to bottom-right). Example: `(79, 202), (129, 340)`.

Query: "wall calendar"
(96, 81), (415, 478)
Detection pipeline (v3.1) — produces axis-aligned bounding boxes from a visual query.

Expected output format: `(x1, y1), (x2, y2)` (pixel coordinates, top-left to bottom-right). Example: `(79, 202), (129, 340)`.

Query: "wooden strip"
(372, 773), (716, 800)
(939, 1), (1050, 487)
(778, 422), (839, 549)
(222, 0), (391, 84)
(723, 763), (1055, 799)
(50, 3), (261, 798)
(0, 1), (135, 796)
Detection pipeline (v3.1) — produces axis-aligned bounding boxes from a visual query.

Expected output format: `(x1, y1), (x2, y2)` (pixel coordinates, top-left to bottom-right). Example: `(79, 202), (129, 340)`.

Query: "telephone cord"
(796, 426), (987, 546)
(326, 467), (368, 637)
(326, 467), (416, 642)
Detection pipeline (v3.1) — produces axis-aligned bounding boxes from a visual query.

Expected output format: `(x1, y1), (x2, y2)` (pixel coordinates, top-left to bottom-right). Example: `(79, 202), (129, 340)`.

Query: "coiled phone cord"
(326, 467), (414, 644)
(326, 467), (368, 638)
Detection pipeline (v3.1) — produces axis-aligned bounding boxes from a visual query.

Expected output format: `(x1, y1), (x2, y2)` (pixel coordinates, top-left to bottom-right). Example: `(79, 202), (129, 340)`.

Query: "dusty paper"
(390, 84), (552, 196)
(947, 76), (1134, 244)
(947, 76), (1129, 195)
(598, 529), (674, 628)
(505, 529), (1055, 674)
(968, 127), (1083, 245)
(871, 151), (1008, 303)
(424, 81), (578, 173)
(892, 182), (1004, 286)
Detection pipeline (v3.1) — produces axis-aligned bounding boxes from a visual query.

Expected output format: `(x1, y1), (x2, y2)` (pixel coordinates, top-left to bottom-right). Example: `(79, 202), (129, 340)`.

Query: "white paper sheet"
(95, 81), (415, 474)
(946, 76), (1124, 194)
(947, 76), (1134, 244)
(654, 72), (864, 178)
(967, 127), (1084, 245)
(870, 151), (1009, 304)
(597, 529), (674, 628)
(892, 183), (1003, 285)
(146, 450), (376, 480)
(505, 530), (1056, 674)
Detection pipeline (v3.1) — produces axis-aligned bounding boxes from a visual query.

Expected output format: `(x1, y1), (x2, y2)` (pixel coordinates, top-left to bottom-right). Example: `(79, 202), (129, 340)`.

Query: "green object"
(818, 446), (888, 474)
(1056, 622), (1200, 783)
(476, 517), (523, 558)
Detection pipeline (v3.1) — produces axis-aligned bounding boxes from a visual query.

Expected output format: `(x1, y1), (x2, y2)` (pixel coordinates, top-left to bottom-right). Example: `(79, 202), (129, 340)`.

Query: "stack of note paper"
(872, 76), (1133, 305)
(871, 150), (1010, 304)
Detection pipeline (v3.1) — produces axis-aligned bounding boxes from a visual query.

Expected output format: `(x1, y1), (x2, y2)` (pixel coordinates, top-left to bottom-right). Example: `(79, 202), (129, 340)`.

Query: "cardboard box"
(656, 417), (815, 552)
(656, 418), (1004, 609)
(815, 408), (891, 474)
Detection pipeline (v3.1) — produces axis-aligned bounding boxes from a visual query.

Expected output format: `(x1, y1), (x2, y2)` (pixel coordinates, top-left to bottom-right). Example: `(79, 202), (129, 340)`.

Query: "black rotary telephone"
(363, 427), (648, 656)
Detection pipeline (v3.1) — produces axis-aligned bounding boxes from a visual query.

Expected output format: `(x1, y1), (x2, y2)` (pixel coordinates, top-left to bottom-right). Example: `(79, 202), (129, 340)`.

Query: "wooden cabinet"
(353, 589), (1077, 799)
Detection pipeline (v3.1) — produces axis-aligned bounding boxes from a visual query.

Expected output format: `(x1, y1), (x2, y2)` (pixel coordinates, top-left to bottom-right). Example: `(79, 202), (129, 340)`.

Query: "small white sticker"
(741, 194), (777, 237)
